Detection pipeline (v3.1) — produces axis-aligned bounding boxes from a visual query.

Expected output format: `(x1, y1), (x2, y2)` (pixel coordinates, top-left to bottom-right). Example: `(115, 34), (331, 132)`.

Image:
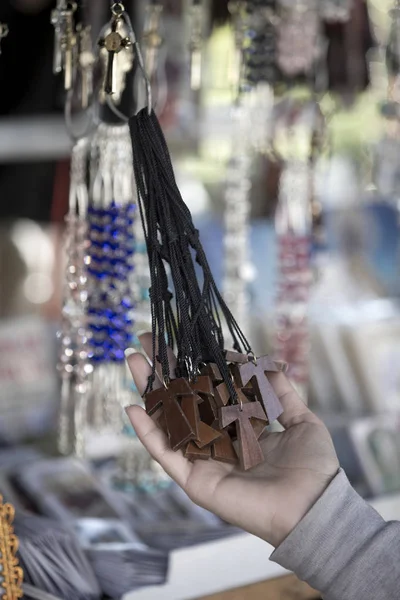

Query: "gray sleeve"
(270, 469), (400, 600)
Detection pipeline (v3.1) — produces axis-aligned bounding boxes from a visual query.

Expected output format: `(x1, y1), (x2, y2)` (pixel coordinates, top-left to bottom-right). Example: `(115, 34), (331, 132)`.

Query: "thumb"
(267, 371), (319, 429)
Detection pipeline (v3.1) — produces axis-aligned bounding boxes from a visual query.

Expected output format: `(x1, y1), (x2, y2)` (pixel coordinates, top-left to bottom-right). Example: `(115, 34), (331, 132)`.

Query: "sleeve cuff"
(270, 468), (399, 599)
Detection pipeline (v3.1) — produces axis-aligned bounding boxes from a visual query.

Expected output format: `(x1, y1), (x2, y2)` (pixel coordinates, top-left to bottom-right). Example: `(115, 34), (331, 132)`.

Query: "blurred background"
(0, 0), (399, 599)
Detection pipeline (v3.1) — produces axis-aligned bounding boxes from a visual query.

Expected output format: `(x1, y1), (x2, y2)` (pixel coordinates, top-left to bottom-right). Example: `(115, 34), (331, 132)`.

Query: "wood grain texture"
(237, 356), (283, 423)
(201, 363), (224, 384)
(184, 441), (211, 460)
(196, 575), (320, 600)
(219, 397), (266, 470)
(224, 350), (249, 364)
(145, 378), (196, 450)
(211, 429), (238, 464)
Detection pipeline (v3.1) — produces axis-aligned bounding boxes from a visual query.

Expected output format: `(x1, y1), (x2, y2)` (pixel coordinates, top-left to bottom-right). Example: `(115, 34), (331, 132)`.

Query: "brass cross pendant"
(98, 11), (132, 95)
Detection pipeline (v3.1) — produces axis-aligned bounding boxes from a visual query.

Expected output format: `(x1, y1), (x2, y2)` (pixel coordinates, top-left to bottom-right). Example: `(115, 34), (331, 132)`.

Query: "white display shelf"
(123, 491), (400, 600)
(0, 116), (71, 162)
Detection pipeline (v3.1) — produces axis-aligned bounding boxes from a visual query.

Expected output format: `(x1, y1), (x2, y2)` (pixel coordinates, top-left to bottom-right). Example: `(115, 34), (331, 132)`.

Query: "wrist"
(268, 469), (339, 548)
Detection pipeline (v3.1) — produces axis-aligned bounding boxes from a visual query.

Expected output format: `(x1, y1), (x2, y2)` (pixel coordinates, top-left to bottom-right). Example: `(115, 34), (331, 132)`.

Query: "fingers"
(267, 371), (318, 429)
(125, 405), (191, 488)
(126, 351), (157, 396)
(139, 332), (177, 382)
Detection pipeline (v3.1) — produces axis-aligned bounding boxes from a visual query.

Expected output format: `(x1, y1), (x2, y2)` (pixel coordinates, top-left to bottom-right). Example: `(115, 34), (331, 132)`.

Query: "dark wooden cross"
(181, 394), (222, 449)
(211, 430), (238, 465)
(145, 378), (195, 451)
(98, 15), (132, 94)
(236, 355), (283, 423)
(238, 388), (266, 439)
(184, 441), (211, 461)
(200, 363), (223, 384)
(190, 374), (219, 428)
(219, 400), (267, 470)
(189, 376), (214, 397)
(224, 350), (249, 364)
(214, 382), (230, 407)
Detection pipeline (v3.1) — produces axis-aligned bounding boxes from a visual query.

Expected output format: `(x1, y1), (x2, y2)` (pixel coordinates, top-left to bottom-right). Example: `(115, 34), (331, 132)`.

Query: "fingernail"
(125, 348), (136, 359)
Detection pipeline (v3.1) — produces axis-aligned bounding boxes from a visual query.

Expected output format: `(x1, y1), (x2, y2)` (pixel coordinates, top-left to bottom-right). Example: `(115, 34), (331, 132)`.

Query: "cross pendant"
(51, 4), (65, 73)
(51, 2), (77, 89)
(181, 393), (221, 449)
(62, 6), (77, 91)
(98, 15), (132, 95)
(77, 25), (94, 109)
(145, 378), (196, 451)
(235, 355), (283, 423)
(219, 400), (267, 470)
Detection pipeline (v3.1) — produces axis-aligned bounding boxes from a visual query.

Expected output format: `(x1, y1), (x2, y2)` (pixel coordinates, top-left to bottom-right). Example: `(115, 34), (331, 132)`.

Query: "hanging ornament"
(223, 106), (253, 336)
(76, 24), (95, 110)
(242, 0), (278, 89)
(142, 1), (164, 82)
(223, 1), (276, 338)
(98, 2), (134, 102)
(277, 0), (322, 79)
(116, 7), (285, 471)
(227, 0), (246, 90)
(86, 122), (140, 432)
(188, 0), (204, 91)
(51, 0), (78, 91)
(0, 22), (9, 55)
(57, 4), (152, 458)
(58, 138), (91, 456)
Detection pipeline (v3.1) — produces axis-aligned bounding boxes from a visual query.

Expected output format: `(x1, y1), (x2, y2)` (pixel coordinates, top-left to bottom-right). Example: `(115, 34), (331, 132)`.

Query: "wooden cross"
(238, 388), (266, 439)
(236, 355), (283, 423)
(145, 378), (195, 451)
(189, 375), (214, 397)
(200, 363), (223, 384)
(224, 350), (249, 364)
(181, 394), (221, 449)
(219, 400), (267, 470)
(184, 441), (211, 461)
(214, 382), (230, 407)
(198, 395), (219, 427)
(211, 430), (238, 465)
(191, 373), (219, 427)
(98, 14), (132, 94)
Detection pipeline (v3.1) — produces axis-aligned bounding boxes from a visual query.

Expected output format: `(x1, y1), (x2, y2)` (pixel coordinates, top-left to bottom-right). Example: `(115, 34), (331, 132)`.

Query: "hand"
(126, 334), (339, 548)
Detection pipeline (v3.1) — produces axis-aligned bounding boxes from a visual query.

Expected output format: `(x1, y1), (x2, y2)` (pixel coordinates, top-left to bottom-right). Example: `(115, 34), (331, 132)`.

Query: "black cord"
(129, 108), (253, 401)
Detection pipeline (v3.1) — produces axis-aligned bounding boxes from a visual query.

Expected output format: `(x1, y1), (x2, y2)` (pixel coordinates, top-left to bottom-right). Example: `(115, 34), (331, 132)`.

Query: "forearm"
(271, 469), (400, 600)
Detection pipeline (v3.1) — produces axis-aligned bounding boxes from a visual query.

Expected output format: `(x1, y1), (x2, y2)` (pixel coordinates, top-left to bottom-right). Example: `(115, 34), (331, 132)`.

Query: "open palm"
(126, 334), (339, 547)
